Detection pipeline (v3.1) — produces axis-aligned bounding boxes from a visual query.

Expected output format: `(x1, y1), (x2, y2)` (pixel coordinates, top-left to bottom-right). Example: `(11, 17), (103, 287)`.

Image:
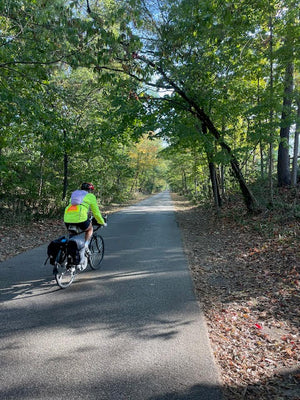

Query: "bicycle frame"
(53, 216), (107, 289)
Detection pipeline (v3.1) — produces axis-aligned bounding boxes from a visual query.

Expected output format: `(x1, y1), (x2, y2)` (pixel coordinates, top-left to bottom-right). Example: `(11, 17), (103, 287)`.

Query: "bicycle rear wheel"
(54, 250), (75, 289)
(89, 235), (104, 270)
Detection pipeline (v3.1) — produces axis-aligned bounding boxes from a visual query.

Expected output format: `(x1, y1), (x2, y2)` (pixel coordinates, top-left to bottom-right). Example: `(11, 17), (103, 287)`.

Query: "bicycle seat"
(67, 225), (82, 234)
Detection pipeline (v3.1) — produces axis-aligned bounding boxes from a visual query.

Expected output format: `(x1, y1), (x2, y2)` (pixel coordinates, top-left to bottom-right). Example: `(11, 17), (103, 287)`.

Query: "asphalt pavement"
(0, 191), (223, 400)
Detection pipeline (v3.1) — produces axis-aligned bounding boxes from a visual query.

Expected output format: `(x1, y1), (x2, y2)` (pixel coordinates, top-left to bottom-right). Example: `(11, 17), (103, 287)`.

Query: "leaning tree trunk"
(133, 55), (260, 212)
(201, 115), (259, 212)
(202, 123), (222, 209)
(277, 62), (293, 187)
(177, 94), (258, 211)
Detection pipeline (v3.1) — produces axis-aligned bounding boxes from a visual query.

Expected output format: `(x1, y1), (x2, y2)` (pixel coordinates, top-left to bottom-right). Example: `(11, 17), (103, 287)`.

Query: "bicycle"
(53, 216), (107, 289)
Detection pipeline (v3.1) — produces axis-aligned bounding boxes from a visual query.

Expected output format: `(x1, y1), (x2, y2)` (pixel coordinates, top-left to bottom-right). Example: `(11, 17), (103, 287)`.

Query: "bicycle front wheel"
(54, 251), (75, 288)
(89, 235), (104, 270)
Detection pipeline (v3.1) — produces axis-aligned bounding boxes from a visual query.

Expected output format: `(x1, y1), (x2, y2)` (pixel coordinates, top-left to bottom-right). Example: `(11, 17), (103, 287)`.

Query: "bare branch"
(94, 64), (173, 91)
(86, 0), (91, 14)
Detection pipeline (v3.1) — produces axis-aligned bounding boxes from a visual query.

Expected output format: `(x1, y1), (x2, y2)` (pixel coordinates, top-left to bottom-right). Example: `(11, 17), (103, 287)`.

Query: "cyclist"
(64, 182), (106, 251)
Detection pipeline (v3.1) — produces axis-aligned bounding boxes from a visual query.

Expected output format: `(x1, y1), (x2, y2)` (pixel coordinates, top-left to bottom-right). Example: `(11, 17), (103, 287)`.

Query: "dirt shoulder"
(171, 193), (300, 400)
(0, 196), (149, 263)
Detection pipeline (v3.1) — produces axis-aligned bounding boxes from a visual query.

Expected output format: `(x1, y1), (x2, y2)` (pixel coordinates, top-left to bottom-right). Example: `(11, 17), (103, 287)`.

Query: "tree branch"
(135, 54), (221, 139)
(86, 0), (91, 14)
(94, 64), (173, 90)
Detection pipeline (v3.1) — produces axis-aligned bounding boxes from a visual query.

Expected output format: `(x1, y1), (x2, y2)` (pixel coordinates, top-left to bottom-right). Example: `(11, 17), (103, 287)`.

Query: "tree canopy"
(0, 0), (299, 218)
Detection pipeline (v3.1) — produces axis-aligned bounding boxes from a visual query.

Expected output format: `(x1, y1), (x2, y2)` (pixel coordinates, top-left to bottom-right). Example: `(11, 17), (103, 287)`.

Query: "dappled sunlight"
(0, 277), (57, 302)
(1, 263), (199, 340)
(173, 193), (300, 399)
(120, 192), (175, 214)
(0, 365), (221, 400)
(98, 269), (187, 282)
(122, 205), (175, 214)
(0, 192), (223, 399)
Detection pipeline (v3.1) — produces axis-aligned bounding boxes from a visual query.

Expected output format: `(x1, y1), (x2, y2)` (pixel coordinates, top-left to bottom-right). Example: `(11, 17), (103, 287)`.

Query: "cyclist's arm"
(87, 194), (105, 225)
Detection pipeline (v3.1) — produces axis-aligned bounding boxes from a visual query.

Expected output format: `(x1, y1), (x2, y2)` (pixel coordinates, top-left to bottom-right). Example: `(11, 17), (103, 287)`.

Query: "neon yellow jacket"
(64, 190), (105, 225)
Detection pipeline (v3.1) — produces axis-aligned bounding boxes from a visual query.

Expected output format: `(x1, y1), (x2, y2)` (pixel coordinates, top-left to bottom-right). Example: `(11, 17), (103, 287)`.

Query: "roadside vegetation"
(172, 188), (299, 399)
(0, 1), (299, 398)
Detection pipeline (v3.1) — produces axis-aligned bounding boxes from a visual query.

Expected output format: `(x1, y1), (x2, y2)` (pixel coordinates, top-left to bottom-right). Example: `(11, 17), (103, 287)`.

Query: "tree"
(291, 96), (300, 186)
(0, 0), (157, 213)
(128, 135), (166, 194)
(82, 0), (262, 211)
(276, 2), (298, 187)
(277, 61), (293, 187)
(1, 0), (299, 217)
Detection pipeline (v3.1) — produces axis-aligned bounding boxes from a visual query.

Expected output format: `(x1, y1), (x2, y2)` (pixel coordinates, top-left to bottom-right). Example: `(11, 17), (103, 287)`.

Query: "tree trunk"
(209, 161), (222, 210)
(38, 154), (44, 198)
(291, 99), (300, 185)
(137, 54), (259, 212)
(206, 122), (258, 212)
(220, 165), (225, 197)
(183, 93), (258, 211)
(201, 123), (222, 209)
(62, 130), (68, 201)
(130, 171), (139, 194)
(268, 12), (274, 204)
(220, 118), (226, 196)
(260, 141), (264, 179)
(257, 77), (264, 179)
(277, 62), (293, 187)
(182, 169), (187, 194)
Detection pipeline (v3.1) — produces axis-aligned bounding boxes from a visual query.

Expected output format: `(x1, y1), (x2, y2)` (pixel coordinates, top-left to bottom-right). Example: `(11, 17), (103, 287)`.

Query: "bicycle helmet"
(81, 182), (94, 191)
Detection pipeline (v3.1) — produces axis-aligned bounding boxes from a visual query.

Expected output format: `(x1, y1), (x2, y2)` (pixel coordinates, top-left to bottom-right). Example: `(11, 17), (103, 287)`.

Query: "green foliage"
(0, 0), (167, 219)
(0, 0), (299, 218)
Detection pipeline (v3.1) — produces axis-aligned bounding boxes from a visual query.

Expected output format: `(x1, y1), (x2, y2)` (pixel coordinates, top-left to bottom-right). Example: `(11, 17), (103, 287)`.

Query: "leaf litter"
(172, 193), (299, 400)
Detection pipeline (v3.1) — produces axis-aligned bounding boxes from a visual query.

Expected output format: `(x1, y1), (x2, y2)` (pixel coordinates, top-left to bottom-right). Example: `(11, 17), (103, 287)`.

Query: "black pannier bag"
(67, 237), (85, 266)
(47, 236), (68, 265)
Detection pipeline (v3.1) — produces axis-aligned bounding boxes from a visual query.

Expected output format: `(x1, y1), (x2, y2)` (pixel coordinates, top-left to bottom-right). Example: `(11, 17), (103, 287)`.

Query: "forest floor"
(171, 192), (300, 400)
(0, 192), (299, 399)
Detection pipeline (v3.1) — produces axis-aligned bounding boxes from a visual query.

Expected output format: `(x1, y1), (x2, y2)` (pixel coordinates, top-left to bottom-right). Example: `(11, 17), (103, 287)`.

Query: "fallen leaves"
(0, 199), (136, 263)
(0, 219), (65, 262)
(172, 193), (300, 400)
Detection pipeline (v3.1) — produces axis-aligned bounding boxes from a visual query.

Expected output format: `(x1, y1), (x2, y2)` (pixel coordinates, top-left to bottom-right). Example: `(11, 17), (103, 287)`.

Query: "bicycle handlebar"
(67, 216), (107, 235)
(91, 215), (108, 229)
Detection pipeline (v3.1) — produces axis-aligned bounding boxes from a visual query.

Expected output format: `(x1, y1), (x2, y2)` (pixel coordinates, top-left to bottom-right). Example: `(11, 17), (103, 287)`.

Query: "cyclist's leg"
(84, 223), (93, 244)
(76, 220), (93, 245)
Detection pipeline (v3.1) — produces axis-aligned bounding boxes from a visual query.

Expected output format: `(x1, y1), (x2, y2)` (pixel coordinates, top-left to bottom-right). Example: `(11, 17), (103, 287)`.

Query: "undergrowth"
(218, 180), (300, 239)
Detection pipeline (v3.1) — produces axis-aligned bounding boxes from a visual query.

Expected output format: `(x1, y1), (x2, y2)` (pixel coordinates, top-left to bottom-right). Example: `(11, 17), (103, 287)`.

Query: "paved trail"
(0, 191), (222, 400)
